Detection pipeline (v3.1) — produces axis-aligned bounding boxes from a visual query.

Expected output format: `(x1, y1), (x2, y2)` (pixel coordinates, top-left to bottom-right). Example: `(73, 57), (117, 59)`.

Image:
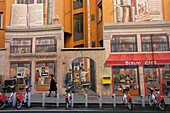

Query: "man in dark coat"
(65, 69), (75, 93)
(47, 74), (57, 97)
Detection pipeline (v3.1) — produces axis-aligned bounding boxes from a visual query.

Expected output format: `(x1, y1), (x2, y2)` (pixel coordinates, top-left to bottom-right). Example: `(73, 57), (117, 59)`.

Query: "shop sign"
(125, 60), (157, 65)
(41, 67), (49, 76)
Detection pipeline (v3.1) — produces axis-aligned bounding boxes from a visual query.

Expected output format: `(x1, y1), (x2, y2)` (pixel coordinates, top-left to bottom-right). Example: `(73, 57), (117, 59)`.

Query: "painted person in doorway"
(80, 69), (89, 83)
(47, 74), (57, 97)
(65, 69), (75, 93)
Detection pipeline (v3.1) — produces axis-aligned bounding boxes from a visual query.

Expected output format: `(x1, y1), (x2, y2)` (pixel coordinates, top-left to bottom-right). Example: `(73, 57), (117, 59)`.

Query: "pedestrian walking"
(47, 74), (57, 97)
(65, 69), (75, 93)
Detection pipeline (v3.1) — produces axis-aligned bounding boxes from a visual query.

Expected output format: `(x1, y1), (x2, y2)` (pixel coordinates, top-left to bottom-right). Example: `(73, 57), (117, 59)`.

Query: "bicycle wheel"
(148, 95), (154, 107)
(127, 100), (133, 110)
(16, 99), (22, 110)
(159, 100), (166, 111)
(0, 101), (6, 110)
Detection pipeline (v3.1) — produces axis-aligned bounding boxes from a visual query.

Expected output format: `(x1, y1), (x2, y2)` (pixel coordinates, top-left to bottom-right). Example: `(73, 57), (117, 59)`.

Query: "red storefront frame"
(107, 53), (170, 96)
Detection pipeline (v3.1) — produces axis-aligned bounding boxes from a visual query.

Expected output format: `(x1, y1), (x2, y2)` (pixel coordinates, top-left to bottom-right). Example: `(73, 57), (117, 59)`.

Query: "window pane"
(18, 0), (34, 4)
(74, 13), (84, 41)
(11, 39), (32, 54)
(144, 65), (160, 95)
(36, 38), (56, 53)
(113, 66), (139, 95)
(73, 0), (83, 10)
(11, 63), (31, 85)
(0, 13), (2, 28)
(142, 35), (169, 52)
(35, 62), (55, 91)
(111, 36), (137, 52)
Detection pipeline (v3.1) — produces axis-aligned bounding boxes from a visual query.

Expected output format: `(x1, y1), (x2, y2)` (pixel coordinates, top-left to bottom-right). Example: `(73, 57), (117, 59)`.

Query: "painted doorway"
(72, 57), (96, 93)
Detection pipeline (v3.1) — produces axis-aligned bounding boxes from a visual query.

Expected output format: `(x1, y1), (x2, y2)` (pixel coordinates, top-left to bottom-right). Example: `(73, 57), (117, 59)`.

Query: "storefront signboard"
(125, 60), (157, 65)
(41, 67), (49, 76)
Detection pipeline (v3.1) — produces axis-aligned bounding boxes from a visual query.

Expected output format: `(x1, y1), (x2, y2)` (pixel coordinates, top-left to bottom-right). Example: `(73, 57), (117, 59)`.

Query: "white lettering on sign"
(125, 60), (157, 65)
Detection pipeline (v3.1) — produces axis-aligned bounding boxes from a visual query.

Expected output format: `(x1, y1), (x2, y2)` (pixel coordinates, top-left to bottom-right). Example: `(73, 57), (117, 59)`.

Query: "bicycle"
(0, 84), (18, 110)
(121, 86), (133, 110)
(147, 85), (166, 111)
(65, 84), (72, 109)
(16, 85), (32, 110)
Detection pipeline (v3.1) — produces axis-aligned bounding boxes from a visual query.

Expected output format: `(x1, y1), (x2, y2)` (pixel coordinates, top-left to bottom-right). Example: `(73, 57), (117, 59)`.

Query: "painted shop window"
(73, 0), (83, 10)
(142, 34), (169, 52)
(36, 38), (56, 53)
(11, 39), (32, 54)
(144, 65), (160, 95)
(111, 35), (137, 52)
(35, 62), (55, 91)
(0, 12), (3, 29)
(113, 66), (139, 95)
(10, 63), (31, 85)
(17, 0), (34, 4)
(74, 13), (84, 41)
(159, 65), (170, 95)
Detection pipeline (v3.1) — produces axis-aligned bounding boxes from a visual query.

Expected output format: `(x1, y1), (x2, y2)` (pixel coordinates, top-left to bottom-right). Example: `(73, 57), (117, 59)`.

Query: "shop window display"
(142, 34), (169, 52)
(10, 63), (31, 87)
(160, 67), (170, 95)
(144, 65), (160, 95)
(35, 62), (55, 91)
(113, 66), (139, 95)
(111, 36), (137, 52)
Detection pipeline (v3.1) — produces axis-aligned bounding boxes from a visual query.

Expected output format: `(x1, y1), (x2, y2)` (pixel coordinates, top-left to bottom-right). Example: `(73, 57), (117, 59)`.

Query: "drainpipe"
(87, 0), (90, 47)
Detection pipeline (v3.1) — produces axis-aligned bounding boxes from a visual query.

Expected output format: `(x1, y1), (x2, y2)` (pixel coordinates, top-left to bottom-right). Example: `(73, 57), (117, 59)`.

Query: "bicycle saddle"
(155, 89), (160, 91)
(19, 87), (24, 90)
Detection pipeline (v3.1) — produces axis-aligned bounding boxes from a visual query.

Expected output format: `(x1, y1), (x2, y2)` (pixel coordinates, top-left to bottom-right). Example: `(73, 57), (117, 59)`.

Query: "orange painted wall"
(163, 0), (170, 20)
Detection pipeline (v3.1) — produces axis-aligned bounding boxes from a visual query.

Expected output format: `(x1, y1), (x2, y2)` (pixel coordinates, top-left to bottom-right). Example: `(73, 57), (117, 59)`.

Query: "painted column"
(43, 0), (48, 25)
(31, 61), (36, 92)
(137, 34), (142, 52)
(139, 65), (145, 95)
(87, 0), (90, 47)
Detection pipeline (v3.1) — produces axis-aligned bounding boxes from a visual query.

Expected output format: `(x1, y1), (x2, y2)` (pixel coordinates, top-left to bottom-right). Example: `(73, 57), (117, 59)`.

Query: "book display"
(113, 0), (136, 23)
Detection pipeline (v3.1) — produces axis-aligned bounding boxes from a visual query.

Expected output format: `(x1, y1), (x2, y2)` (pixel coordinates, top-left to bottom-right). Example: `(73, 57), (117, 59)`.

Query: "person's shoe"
(47, 95), (51, 97)
(55, 95), (57, 97)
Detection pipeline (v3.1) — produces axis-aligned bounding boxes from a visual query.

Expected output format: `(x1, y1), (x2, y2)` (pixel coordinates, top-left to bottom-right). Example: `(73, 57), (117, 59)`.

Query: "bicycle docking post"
(71, 93), (74, 107)
(57, 93), (59, 107)
(141, 94), (145, 107)
(85, 93), (88, 108)
(12, 93), (16, 107)
(112, 94), (116, 107)
(42, 93), (45, 107)
(28, 93), (31, 107)
(98, 94), (102, 108)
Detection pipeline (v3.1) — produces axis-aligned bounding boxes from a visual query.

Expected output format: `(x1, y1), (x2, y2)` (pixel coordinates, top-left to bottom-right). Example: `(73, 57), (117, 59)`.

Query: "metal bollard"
(57, 93), (59, 107)
(42, 93), (45, 107)
(141, 94), (145, 107)
(85, 93), (88, 108)
(112, 94), (116, 107)
(12, 93), (16, 107)
(71, 93), (74, 107)
(98, 94), (102, 108)
(28, 93), (31, 107)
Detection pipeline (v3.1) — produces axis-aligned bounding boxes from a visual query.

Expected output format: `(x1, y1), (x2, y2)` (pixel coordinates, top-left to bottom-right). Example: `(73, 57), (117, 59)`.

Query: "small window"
(111, 35), (137, 52)
(98, 3), (102, 21)
(17, 0), (34, 4)
(36, 38), (56, 53)
(0, 12), (3, 29)
(73, 0), (83, 10)
(142, 34), (169, 52)
(92, 42), (95, 47)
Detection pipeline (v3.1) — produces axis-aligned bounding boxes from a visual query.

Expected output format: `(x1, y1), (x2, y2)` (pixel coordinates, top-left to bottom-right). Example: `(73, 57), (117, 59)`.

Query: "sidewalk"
(30, 93), (170, 105)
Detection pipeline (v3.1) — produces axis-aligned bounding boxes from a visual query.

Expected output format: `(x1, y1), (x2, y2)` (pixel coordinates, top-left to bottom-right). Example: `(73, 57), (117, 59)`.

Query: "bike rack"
(12, 93), (16, 107)
(85, 93), (88, 108)
(28, 93), (31, 107)
(71, 93), (74, 107)
(98, 94), (102, 108)
(141, 94), (145, 107)
(42, 93), (45, 107)
(57, 93), (59, 107)
(112, 94), (116, 107)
